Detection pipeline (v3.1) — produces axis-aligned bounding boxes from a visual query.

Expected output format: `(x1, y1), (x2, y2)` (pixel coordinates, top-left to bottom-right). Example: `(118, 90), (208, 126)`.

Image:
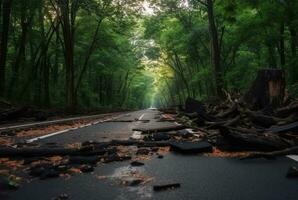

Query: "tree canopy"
(0, 0), (297, 110)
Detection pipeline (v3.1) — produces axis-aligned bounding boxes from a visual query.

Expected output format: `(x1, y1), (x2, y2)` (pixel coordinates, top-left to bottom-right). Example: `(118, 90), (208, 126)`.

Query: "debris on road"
(130, 161), (144, 166)
(170, 141), (213, 154)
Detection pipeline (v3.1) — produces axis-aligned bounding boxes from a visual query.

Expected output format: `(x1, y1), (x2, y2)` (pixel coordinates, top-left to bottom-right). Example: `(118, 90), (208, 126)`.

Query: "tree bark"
(245, 69), (286, 109)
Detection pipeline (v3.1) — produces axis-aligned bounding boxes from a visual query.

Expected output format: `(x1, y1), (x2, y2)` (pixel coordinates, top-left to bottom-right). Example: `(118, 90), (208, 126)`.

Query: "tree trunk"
(206, 0), (223, 97)
(245, 69), (286, 109)
(0, 0), (12, 97)
(58, 0), (76, 111)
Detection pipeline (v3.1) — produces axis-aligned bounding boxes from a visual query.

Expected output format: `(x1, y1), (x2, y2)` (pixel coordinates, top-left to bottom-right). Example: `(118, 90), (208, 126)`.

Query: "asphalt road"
(4, 109), (298, 200)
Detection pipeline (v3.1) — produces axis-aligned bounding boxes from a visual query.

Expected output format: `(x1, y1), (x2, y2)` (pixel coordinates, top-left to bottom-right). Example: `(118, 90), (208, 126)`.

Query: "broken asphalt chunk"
(144, 132), (171, 141)
(153, 183), (181, 191)
(130, 161), (144, 167)
(170, 141), (213, 154)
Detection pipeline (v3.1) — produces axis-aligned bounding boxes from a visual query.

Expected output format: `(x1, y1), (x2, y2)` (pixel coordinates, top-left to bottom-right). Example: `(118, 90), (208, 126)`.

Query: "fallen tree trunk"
(246, 110), (278, 128)
(242, 146), (298, 159)
(215, 104), (238, 118)
(275, 102), (298, 118)
(219, 126), (292, 151)
(205, 116), (240, 129)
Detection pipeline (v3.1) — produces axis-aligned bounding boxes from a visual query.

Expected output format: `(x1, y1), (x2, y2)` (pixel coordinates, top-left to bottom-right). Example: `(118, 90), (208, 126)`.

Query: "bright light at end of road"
(142, 1), (155, 16)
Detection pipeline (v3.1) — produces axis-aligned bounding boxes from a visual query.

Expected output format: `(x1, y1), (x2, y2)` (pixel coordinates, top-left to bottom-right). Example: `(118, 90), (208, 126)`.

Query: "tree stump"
(245, 69), (286, 109)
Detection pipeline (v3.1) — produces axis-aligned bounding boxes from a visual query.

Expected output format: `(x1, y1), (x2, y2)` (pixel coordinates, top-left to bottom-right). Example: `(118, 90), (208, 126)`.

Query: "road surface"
(4, 109), (298, 200)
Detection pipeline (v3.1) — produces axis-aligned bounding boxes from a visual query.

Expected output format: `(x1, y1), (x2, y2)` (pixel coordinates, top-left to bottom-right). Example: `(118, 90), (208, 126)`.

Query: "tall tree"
(198, 0), (223, 96)
(56, 0), (77, 110)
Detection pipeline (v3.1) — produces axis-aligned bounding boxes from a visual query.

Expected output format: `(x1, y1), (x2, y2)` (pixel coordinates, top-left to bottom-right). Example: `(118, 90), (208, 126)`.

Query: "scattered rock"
(170, 141), (213, 154)
(130, 161), (144, 167)
(153, 183), (181, 191)
(286, 166), (298, 178)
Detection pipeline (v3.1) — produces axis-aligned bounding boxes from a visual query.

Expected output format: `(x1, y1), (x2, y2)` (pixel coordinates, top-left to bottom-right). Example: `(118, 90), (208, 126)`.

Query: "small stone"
(157, 155), (164, 159)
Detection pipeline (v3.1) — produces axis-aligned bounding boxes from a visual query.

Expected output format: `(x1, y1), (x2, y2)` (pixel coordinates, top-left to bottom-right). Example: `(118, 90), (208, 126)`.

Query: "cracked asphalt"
(4, 109), (298, 200)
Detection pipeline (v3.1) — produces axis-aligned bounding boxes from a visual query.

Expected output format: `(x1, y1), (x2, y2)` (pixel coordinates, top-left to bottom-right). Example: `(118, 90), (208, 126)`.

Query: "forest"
(0, 0), (297, 111)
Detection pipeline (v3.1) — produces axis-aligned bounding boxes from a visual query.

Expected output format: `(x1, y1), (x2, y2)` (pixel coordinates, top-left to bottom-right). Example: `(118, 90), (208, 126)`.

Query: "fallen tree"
(242, 146), (298, 159)
(219, 126), (293, 151)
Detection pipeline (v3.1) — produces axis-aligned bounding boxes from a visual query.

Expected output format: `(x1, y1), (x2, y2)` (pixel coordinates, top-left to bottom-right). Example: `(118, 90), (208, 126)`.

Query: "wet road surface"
(4, 109), (298, 200)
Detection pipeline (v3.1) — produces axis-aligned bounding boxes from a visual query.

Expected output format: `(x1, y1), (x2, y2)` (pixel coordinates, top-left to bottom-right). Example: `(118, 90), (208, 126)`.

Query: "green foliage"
(1, 0), (298, 110)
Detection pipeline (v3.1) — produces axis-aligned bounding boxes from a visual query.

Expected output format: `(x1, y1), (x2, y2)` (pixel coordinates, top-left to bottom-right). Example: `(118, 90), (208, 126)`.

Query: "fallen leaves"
(205, 147), (250, 158)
